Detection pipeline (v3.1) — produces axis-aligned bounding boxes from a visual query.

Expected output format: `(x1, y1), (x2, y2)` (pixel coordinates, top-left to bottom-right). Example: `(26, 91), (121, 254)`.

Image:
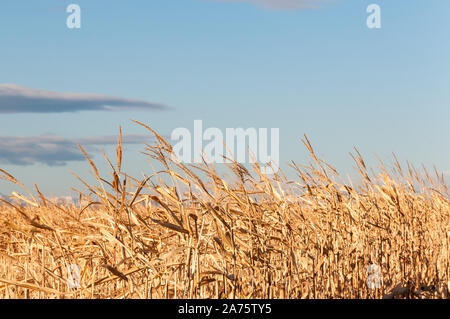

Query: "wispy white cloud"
(0, 84), (170, 114)
(209, 0), (331, 10)
(0, 134), (153, 166)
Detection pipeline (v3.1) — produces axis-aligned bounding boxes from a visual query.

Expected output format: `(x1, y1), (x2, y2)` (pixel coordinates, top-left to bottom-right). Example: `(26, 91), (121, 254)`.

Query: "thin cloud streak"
(0, 84), (170, 114)
(210, 0), (331, 10)
(0, 134), (153, 166)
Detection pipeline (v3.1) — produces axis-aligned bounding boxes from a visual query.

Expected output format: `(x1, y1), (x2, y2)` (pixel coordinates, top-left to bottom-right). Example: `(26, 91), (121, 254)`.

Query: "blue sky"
(0, 0), (449, 196)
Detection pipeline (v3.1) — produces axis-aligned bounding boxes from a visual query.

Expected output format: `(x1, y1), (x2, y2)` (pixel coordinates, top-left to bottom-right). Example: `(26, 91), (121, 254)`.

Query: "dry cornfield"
(0, 122), (449, 299)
